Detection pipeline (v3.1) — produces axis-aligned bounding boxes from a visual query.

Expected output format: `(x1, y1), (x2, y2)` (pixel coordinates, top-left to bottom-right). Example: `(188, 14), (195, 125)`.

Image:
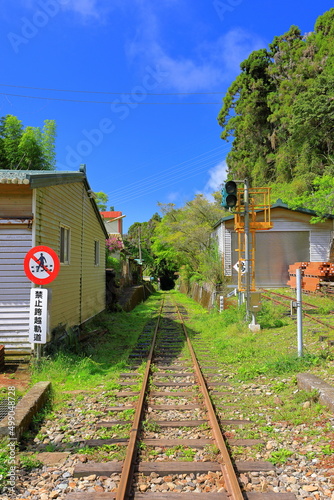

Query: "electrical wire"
(0, 83), (224, 96)
(107, 146), (226, 195)
(106, 145), (230, 205)
(0, 92), (221, 104)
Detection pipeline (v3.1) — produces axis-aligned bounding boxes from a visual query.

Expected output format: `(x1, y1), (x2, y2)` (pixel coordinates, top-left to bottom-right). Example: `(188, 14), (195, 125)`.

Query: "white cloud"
(125, 3), (266, 93)
(147, 45), (225, 92)
(166, 191), (181, 203)
(61, 0), (103, 19)
(20, 0), (111, 20)
(201, 160), (228, 200)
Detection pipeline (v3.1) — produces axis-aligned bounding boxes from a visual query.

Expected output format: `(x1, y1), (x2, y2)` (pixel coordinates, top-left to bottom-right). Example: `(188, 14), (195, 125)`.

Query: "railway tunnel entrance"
(159, 273), (176, 290)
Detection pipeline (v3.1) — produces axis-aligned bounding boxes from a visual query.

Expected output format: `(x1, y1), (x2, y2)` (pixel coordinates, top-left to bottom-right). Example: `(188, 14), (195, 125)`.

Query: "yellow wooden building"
(0, 165), (108, 360)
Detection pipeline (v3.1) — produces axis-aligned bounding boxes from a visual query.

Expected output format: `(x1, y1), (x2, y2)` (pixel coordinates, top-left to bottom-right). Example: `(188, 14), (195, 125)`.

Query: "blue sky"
(0, 1), (333, 232)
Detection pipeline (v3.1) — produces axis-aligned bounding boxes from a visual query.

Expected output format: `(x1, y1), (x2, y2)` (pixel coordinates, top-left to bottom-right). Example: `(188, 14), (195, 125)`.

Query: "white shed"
(212, 200), (334, 288)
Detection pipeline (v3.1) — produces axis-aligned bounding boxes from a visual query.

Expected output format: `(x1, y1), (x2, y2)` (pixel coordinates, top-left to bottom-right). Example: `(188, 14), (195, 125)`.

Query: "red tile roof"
(100, 211), (122, 219)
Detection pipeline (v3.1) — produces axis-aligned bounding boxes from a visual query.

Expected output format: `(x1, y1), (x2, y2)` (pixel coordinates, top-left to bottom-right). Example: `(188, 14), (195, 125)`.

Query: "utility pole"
(138, 226), (142, 265)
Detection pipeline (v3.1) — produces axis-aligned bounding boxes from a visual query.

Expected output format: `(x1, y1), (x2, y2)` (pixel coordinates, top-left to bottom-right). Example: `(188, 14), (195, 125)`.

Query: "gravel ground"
(0, 368), (332, 500)
(0, 321), (334, 500)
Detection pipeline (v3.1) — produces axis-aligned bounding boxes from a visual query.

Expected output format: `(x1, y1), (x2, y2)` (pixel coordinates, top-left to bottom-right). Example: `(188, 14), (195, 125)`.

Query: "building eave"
(0, 166), (109, 238)
(213, 199), (334, 229)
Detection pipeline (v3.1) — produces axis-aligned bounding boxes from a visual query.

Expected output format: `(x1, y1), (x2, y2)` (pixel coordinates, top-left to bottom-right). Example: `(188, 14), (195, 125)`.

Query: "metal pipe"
(244, 179), (251, 320)
(296, 268), (303, 357)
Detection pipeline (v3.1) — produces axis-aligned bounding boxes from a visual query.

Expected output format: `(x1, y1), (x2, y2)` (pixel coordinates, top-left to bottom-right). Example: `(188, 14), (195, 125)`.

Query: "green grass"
(268, 448), (294, 464)
(173, 289), (334, 382)
(24, 287), (334, 465)
(0, 442), (12, 490)
(31, 293), (162, 391)
(76, 444), (126, 462)
(167, 288), (334, 453)
(18, 453), (43, 471)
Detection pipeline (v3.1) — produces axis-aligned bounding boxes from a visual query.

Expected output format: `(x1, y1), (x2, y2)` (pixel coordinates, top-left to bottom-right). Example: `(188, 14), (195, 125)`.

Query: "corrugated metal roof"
(0, 168), (85, 187)
(0, 166), (109, 238)
(213, 199), (334, 228)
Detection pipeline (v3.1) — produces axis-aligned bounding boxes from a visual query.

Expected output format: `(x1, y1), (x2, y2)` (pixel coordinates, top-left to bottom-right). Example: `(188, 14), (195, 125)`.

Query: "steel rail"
(262, 292), (334, 330)
(260, 288), (334, 311)
(176, 304), (244, 500)
(115, 298), (164, 500)
(304, 311), (334, 330)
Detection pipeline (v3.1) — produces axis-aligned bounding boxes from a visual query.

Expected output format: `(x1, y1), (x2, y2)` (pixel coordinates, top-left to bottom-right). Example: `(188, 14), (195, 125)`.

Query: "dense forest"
(218, 8), (334, 218)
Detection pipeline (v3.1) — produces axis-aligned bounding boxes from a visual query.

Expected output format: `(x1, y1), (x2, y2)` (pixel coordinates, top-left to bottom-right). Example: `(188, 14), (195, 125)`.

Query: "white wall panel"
(0, 224), (32, 353)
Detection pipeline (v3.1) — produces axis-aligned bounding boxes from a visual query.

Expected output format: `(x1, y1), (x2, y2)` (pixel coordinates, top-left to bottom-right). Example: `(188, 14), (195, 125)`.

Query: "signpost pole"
(36, 285), (42, 362)
(24, 246), (60, 360)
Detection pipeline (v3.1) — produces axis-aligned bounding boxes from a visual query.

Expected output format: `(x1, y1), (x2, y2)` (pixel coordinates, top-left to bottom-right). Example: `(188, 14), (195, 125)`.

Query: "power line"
(106, 145), (230, 205)
(107, 147), (226, 201)
(0, 83), (224, 96)
(110, 159), (224, 205)
(0, 92), (221, 104)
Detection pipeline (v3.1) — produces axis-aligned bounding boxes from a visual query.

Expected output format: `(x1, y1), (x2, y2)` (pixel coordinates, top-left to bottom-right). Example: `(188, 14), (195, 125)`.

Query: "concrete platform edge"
(297, 373), (334, 412)
(0, 381), (51, 439)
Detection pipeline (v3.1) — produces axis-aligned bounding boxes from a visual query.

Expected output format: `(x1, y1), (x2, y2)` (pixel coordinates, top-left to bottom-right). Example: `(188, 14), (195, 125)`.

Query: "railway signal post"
(221, 179), (272, 330)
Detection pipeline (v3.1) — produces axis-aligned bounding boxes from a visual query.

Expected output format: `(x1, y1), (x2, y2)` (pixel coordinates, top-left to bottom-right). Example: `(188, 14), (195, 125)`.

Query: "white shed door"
(0, 225), (32, 354)
(310, 231), (331, 262)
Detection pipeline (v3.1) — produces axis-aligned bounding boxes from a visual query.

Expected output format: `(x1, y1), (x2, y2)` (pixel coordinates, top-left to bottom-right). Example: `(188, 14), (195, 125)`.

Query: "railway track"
(14, 295), (301, 500)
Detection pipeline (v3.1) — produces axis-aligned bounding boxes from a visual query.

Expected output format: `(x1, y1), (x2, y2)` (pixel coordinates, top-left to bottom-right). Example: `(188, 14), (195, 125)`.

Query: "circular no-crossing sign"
(24, 245), (60, 285)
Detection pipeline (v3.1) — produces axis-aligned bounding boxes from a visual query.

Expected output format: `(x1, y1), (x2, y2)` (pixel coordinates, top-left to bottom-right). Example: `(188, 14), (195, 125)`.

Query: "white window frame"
(60, 225), (70, 264)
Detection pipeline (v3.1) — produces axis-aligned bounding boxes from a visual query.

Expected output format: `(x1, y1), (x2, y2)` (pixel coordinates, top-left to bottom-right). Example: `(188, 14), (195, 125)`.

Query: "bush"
(106, 255), (121, 271)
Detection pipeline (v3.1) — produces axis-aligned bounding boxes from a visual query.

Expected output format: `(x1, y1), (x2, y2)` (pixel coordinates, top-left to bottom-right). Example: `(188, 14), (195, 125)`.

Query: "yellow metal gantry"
(234, 186), (272, 292)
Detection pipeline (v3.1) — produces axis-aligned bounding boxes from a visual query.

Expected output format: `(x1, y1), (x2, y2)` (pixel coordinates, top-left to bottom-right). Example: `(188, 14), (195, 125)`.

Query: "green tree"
(285, 175), (334, 222)
(95, 191), (109, 211)
(17, 127), (44, 170)
(3, 115), (23, 169)
(217, 8), (334, 190)
(124, 213), (162, 274)
(0, 114), (57, 170)
(41, 119), (57, 169)
(152, 195), (225, 284)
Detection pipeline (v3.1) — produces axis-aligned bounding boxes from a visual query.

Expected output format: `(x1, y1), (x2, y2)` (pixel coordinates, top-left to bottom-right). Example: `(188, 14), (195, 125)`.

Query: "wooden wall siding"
(35, 183), (106, 330)
(0, 185), (32, 217)
(0, 224), (32, 353)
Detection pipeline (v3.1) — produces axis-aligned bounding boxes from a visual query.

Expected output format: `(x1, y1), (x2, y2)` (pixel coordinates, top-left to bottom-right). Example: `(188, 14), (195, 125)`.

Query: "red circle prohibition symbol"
(24, 245), (60, 285)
